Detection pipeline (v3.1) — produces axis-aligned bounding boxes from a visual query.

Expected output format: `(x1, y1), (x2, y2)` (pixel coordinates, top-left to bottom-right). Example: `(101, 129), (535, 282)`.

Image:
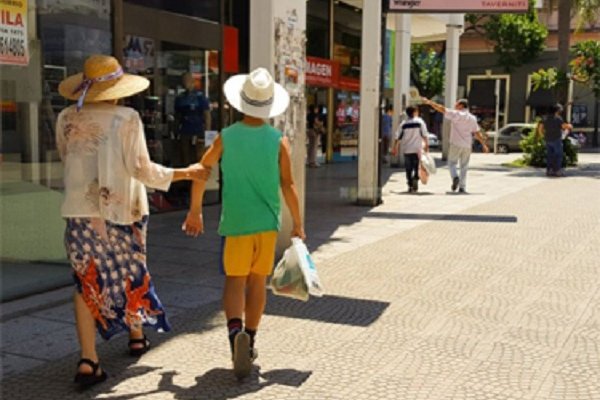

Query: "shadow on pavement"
(367, 211), (517, 223)
(98, 367), (312, 400)
(266, 294), (390, 327)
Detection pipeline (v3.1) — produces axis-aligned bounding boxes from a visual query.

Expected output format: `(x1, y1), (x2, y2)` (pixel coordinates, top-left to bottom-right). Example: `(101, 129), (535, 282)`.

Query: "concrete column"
(442, 14), (463, 160)
(357, 0), (382, 206)
(393, 14), (411, 130)
(250, 0), (307, 252)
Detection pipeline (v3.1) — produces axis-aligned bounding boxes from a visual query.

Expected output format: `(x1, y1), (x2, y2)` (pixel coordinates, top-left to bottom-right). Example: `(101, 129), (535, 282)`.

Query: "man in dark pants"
(541, 103), (572, 177)
(392, 106), (429, 193)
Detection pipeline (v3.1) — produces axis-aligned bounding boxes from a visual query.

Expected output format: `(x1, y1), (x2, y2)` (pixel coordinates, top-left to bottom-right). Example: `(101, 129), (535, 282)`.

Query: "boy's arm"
(183, 135), (223, 237)
(279, 136), (306, 240)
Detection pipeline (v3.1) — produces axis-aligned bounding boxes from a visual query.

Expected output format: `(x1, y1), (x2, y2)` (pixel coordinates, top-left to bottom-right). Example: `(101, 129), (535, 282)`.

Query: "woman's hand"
(186, 163), (211, 181)
(182, 212), (204, 237)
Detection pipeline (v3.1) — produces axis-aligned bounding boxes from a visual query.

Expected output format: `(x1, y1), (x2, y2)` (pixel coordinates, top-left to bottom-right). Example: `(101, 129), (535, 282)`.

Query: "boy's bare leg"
(244, 273), (267, 330)
(223, 276), (246, 320)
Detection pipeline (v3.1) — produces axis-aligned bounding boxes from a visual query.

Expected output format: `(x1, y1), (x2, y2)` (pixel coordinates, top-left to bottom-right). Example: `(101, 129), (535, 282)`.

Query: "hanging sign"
(0, 0), (28, 66)
(306, 57), (340, 88)
(385, 0), (529, 13)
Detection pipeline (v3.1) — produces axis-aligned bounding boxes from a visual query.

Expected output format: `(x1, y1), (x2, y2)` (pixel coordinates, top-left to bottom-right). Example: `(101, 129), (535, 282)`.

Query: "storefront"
(305, 55), (360, 162)
(0, 0), (239, 300)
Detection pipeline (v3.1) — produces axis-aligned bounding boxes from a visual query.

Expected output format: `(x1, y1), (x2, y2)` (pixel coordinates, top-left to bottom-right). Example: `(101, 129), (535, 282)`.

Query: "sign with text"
(306, 56), (340, 88)
(0, 0), (28, 66)
(386, 0), (529, 13)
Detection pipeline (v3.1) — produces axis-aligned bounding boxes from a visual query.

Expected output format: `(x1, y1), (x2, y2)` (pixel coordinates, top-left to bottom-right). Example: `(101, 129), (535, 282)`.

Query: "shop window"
(125, 0), (220, 22)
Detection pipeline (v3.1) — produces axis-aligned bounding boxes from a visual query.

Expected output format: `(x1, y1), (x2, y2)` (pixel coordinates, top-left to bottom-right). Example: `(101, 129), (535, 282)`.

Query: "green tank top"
(218, 122), (282, 236)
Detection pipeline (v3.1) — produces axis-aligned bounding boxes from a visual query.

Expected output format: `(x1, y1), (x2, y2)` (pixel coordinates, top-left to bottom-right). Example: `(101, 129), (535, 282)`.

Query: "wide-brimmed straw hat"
(224, 68), (289, 119)
(59, 54), (149, 110)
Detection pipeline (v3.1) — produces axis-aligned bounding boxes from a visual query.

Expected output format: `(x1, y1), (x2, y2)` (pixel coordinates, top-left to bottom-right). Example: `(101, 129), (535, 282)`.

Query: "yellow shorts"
(222, 231), (278, 276)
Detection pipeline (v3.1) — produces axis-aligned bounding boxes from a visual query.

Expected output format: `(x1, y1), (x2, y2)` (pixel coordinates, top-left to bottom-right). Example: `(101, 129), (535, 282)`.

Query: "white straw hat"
(224, 68), (290, 119)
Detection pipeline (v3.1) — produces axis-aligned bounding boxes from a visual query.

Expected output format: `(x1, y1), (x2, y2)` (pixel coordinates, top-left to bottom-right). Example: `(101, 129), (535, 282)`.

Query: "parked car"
(428, 133), (440, 149)
(486, 123), (535, 153)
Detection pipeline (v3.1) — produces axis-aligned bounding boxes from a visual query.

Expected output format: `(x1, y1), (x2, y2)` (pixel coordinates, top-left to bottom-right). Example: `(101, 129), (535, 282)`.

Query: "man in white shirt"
(392, 106), (429, 193)
(422, 98), (489, 193)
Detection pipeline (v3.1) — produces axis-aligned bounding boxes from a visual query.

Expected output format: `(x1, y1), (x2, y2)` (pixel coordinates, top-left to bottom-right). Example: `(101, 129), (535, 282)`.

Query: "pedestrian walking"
(381, 105), (394, 164)
(391, 106), (429, 193)
(422, 97), (489, 193)
(540, 103), (572, 177)
(56, 55), (208, 388)
(306, 104), (322, 167)
(182, 68), (305, 379)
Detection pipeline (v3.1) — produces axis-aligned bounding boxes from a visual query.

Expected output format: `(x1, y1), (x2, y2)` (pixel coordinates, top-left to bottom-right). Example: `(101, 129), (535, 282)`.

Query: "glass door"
(122, 37), (221, 210)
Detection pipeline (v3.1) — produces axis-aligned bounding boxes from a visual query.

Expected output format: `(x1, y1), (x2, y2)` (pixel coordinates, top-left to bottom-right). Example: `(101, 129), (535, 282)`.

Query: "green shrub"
(519, 131), (578, 167)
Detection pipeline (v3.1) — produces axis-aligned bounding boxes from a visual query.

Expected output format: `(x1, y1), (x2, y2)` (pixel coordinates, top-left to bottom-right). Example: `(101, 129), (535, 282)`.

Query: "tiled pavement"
(1, 152), (599, 399)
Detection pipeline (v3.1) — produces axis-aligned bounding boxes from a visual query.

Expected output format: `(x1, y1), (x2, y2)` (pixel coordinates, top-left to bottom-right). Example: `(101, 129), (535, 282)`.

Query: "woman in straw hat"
(56, 54), (209, 388)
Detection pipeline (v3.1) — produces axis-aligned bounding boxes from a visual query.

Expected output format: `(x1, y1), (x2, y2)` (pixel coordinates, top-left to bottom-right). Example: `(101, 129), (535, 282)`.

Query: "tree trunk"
(594, 96), (599, 147)
(557, 0), (572, 105)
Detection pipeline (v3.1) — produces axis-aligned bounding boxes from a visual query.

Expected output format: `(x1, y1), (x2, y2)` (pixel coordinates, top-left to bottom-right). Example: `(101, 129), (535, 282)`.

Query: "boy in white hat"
(182, 68), (305, 379)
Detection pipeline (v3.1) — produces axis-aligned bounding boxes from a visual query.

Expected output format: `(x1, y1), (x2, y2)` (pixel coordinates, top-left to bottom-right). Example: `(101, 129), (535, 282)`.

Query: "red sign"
(338, 76), (360, 92)
(306, 57), (339, 88)
(223, 25), (239, 74)
(386, 0), (528, 13)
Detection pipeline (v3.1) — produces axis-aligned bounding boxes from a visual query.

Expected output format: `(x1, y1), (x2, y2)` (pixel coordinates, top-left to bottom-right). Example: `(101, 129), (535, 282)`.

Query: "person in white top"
(422, 98), (489, 193)
(392, 106), (429, 193)
(56, 55), (208, 388)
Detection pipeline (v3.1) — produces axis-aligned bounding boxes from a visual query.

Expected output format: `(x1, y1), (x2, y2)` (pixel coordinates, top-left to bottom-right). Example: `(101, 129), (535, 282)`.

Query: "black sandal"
(128, 335), (151, 357)
(74, 358), (107, 388)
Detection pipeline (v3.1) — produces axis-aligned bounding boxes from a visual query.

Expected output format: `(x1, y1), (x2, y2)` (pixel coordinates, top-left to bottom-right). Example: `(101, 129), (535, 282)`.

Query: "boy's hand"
(182, 212), (204, 237)
(292, 225), (306, 241)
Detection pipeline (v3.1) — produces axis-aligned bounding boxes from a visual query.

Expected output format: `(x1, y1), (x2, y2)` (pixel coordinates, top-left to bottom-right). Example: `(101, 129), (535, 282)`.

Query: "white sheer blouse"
(56, 103), (174, 224)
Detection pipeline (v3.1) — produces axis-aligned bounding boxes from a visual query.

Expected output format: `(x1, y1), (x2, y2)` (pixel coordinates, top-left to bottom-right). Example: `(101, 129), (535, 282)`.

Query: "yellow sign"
(0, 0), (28, 66)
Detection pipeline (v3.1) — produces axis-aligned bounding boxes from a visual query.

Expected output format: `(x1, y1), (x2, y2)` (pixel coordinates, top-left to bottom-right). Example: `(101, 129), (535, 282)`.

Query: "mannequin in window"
(175, 72), (211, 166)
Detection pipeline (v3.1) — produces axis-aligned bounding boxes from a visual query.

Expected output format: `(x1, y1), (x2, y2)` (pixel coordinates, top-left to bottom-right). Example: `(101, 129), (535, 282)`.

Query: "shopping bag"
(420, 152), (436, 175)
(419, 164), (429, 184)
(271, 238), (323, 301)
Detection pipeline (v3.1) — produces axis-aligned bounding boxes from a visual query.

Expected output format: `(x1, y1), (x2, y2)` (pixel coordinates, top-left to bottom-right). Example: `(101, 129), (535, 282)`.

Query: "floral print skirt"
(65, 217), (170, 340)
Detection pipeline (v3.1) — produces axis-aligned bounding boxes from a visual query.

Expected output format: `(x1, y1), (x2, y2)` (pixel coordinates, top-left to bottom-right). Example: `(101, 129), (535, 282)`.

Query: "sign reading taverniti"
(386, 0), (529, 13)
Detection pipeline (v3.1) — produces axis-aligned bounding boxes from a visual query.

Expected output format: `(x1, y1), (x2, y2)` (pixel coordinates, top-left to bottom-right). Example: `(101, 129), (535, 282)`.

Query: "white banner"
(0, 0), (28, 66)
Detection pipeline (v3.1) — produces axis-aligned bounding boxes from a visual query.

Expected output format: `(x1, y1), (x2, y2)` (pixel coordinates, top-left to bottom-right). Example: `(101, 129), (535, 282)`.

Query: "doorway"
(120, 2), (223, 209)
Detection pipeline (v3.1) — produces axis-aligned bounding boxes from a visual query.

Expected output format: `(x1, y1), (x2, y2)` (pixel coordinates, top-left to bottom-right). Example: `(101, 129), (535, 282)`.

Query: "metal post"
(326, 0), (335, 163)
(494, 78), (500, 154)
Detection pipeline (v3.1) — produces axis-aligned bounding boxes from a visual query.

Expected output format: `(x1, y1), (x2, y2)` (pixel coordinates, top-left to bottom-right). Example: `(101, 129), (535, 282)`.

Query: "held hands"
(186, 163), (211, 182)
(182, 212), (204, 237)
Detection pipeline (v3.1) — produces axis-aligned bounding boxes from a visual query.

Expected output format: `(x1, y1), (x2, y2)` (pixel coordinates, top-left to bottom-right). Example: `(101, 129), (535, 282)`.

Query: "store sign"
(306, 57), (339, 88)
(0, 0), (28, 66)
(338, 76), (360, 92)
(386, 0), (529, 13)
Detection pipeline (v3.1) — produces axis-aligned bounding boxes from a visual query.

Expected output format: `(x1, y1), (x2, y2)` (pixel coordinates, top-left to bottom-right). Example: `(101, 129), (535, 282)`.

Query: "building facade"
(0, 0), (247, 300)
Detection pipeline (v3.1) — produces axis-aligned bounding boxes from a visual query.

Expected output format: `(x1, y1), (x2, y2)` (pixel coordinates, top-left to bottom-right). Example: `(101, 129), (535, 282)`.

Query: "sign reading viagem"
(386, 0), (529, 13)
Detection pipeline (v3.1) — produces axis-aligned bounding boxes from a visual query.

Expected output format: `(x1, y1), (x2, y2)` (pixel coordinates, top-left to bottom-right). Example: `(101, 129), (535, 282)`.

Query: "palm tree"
(550, 0), (600, 103)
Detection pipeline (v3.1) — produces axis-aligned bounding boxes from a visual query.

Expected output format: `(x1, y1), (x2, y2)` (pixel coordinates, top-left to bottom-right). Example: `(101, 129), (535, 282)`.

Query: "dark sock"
(227, 318), (243, 353)
(245, 328), (256, 349)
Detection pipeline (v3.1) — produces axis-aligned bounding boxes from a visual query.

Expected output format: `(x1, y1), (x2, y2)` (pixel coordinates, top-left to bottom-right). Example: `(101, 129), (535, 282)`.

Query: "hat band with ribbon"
(241, 90), (274, 107)
(72, 67), (124, 111)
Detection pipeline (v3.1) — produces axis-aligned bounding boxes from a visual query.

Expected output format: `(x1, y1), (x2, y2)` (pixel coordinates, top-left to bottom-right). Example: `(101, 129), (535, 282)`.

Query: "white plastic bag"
(420, 152), (437, 175)
(271, 238), (323, 301)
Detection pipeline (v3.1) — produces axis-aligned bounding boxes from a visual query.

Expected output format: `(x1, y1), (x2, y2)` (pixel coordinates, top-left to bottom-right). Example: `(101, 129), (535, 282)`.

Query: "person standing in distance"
(539, 103), (572, 177)
(421, 97), (489, 193)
